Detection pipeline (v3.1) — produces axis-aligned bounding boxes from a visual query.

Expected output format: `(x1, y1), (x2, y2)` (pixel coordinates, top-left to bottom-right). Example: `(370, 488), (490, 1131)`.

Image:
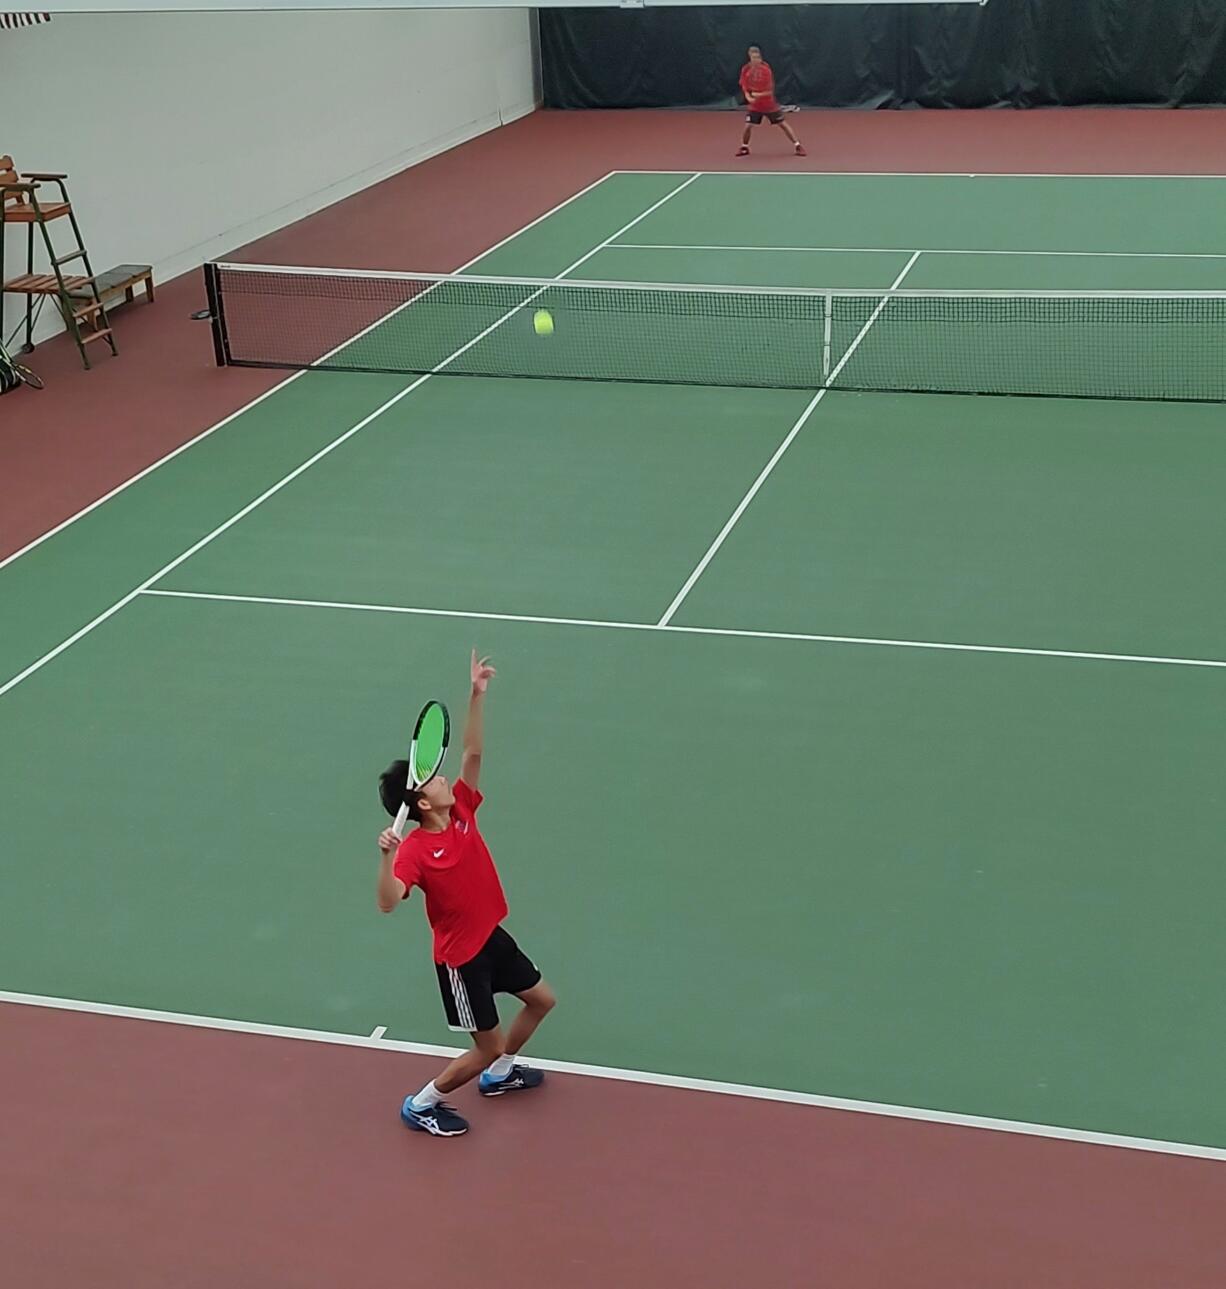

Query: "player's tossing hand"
(378, 827), (399, 856)
(471, 649), (496, 694)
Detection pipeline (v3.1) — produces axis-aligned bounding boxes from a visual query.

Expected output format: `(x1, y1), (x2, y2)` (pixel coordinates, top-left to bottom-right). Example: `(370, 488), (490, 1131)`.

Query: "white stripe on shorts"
(447, 965), (476, 1031)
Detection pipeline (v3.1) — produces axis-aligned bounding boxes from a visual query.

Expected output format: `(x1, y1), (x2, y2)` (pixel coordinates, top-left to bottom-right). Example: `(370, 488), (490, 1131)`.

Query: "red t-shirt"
(393, 779), (508, 967)
(740, 61), (779, 113)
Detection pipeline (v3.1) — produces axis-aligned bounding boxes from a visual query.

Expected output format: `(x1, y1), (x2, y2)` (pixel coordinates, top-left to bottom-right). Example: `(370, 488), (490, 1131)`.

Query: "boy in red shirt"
(738, 45), (805, 158)
(376, 651), (556, 1137)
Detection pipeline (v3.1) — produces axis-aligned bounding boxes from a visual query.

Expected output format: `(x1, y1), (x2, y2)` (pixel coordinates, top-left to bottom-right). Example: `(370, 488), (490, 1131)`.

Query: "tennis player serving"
(376, 651), (556, 1138)
(737, 45), (805, 158)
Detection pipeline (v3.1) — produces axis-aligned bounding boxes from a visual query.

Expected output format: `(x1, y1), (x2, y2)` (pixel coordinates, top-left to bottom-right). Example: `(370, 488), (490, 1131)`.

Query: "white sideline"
(0, 170), (625, 575)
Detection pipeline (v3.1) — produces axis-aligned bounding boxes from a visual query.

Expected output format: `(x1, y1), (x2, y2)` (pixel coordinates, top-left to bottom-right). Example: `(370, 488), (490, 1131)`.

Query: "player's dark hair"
(748, 44), (761, 54)
(379, 760), (425, 823)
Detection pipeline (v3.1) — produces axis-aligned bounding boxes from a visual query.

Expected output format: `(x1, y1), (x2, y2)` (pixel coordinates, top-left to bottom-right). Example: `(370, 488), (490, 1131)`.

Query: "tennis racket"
(0, 337), (43, 392)
(391, 700), (450, 840)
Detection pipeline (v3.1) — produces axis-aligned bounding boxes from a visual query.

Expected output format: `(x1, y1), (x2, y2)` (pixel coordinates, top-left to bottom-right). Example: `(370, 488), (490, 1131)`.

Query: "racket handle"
(392, 803), (411, 841)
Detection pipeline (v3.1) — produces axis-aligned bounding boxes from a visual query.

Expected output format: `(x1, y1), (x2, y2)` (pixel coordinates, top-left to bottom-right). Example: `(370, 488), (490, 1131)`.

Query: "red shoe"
(794, 145), (807, 157)
(735, 146), (750, 157)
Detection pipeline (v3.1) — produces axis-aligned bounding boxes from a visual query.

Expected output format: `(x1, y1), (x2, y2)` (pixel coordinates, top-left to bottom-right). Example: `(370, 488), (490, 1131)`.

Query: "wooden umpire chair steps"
(1, 156), (119, 369)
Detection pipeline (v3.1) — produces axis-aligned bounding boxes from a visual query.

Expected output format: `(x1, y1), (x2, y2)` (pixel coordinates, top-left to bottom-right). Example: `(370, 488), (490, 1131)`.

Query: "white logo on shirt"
(432, 849), (445, 859)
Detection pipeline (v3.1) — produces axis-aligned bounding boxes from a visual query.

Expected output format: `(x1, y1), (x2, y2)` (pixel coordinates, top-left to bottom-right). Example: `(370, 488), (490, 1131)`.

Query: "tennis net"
(203, 262), (1226, 403)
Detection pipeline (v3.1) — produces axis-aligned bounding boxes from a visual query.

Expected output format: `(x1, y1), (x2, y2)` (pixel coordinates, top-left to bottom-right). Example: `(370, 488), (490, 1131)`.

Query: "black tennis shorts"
(435, 925), (542, 1033)
(746, 109), (785, 125)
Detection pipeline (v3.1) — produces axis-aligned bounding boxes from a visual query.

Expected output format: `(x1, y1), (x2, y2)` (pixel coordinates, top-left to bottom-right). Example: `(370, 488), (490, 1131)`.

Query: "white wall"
(1, 9), (538, 341)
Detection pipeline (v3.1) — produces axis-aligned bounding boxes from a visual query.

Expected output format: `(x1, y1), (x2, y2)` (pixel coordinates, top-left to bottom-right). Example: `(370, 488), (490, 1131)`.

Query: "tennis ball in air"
(533, 309), (555, 337)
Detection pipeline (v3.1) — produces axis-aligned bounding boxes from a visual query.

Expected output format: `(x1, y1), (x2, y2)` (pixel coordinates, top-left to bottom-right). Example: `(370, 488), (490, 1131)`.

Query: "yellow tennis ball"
(533, 309), (555, 337)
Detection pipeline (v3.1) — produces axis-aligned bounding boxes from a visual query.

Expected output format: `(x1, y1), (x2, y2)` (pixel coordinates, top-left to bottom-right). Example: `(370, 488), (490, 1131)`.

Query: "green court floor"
(3, 171), (1225, 1150)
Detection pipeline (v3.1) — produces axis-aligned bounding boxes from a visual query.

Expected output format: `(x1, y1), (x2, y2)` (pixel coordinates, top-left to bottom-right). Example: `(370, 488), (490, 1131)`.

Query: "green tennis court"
(4, 170), (1226, 1152)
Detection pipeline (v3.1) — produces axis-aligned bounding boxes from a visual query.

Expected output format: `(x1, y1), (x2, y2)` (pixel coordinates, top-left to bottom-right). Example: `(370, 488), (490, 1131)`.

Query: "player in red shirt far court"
(738, 45), (806, 158)
(376, 650), (556, 1137)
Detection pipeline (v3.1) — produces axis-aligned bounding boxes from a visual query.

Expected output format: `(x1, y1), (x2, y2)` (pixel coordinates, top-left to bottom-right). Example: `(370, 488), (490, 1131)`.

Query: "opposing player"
(737, 45), (805, 158)
(376, 651), (556, 1137)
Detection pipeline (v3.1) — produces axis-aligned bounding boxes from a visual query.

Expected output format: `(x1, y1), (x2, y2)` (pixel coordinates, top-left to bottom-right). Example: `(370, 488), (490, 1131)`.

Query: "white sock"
(486, 1054), (515, 1080)
(410, 1080), (442, 1110)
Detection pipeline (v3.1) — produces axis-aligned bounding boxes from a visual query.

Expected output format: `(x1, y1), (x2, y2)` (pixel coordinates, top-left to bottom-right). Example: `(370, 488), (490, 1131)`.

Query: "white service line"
(0, 170), (625, 575)
(540, 171), (700, 273)
(138, 588), (1226, 672)
(655, 250), (922, 629)
(3, 988), (1223, 1162)
(611, 242), (1226, 261)
(0, 175), (700, 702)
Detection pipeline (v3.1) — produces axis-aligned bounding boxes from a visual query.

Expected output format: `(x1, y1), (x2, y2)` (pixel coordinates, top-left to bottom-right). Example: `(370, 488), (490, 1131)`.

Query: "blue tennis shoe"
(478, 1064), (545, 1097)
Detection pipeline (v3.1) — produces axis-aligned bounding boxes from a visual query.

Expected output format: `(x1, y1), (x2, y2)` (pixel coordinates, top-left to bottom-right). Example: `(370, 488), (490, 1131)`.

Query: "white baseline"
(2, 989), (1223, 1164)
(610, 168), (1226, 180)
(612, 242), (1226, 261)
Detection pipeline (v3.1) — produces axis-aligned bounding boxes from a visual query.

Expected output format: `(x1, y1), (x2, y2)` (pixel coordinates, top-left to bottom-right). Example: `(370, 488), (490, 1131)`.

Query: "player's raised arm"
(461, 650), (497, 789)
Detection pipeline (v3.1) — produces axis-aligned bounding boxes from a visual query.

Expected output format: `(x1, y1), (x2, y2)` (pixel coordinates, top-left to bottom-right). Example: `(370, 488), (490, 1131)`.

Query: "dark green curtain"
(541, 1), (1226, 109)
